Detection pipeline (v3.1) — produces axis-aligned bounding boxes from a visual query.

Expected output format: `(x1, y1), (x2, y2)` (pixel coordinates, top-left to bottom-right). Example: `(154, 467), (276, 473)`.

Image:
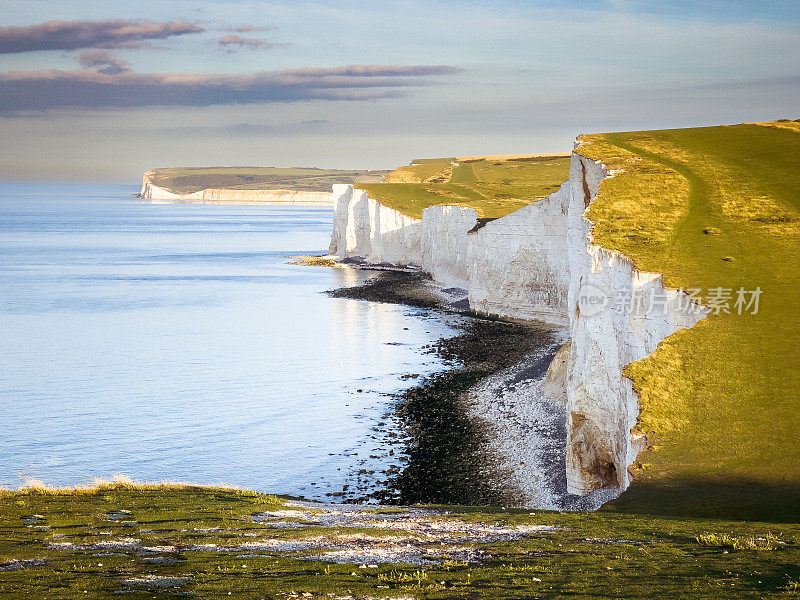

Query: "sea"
(0, 183), (460, 500)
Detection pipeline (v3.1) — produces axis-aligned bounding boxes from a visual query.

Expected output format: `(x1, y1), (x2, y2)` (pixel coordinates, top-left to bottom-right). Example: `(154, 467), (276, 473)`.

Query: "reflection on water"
(0, 184), (459, 500)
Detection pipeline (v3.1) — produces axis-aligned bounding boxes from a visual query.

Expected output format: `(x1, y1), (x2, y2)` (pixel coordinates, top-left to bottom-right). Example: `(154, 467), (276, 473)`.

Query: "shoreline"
(325, 267), (584, 508)
(464, 346), (621, 510)
(140, 196), (333, 206)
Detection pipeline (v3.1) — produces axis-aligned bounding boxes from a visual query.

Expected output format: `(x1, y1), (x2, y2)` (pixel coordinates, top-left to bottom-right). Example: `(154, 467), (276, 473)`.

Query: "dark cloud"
(77, 49), (131, 75)
(0, 20), (204, 54)
(218, 34), (277, 51)
(0, 65), (463, 113)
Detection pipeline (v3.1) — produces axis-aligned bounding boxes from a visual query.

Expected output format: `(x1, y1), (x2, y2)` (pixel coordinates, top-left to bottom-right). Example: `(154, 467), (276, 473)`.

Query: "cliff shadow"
(605, 476), (800, 523)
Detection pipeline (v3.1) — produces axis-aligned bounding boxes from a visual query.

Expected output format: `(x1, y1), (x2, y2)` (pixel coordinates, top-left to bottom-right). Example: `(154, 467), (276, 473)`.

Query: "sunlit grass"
(696, 532), (782, 550)
(358, 155), (571, 219)
(577, 122), (800, 521)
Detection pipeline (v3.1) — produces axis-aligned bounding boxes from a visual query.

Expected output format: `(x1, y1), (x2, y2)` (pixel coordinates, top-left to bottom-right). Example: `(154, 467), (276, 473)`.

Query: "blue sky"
(1, 0), (798, 180)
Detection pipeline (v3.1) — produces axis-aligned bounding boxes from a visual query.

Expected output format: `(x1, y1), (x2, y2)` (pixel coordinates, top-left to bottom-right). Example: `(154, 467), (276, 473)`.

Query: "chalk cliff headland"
(327, 146), (708, 503)
(138, 170), (333, 205)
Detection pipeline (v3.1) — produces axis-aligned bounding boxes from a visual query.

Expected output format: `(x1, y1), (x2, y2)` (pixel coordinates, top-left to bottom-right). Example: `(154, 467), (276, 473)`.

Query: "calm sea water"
(0, 184), (458, 500)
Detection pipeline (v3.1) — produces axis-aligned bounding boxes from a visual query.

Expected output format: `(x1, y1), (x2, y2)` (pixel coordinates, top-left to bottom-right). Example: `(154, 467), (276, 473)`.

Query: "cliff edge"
(328, 148), (707, 503)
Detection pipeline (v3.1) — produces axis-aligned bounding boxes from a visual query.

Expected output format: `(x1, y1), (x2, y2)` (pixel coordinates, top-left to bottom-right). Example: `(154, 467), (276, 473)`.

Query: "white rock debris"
(43, 503), (558, 567)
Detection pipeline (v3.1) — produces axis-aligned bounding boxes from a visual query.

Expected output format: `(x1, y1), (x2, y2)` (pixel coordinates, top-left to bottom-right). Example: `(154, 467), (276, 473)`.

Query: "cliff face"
(329, 185), (422, 263)
(329, 151), (707, 499)
(139, 171), (333, 205)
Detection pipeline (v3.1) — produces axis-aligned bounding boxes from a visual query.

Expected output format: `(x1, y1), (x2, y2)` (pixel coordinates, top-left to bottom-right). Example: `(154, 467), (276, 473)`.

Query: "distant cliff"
(138, 170), (333, 205)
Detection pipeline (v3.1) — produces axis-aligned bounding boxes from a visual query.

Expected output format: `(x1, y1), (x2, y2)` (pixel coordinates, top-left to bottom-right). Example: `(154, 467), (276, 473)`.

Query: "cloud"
(234, 24), (275, 33)
(683, 74), (800, 91)
(218, 34), (277, 51)
(0, 64), (463, 113)
(0, 19), (204, 53)
(77, 49), (131, 75)
(161, 120), (332, 136)
(286, 65), (462, 78)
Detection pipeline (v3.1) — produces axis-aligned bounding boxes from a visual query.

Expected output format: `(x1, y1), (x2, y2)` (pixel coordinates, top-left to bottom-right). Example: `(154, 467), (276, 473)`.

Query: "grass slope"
(577, 123), (800, 522)
(2, 483), (800, 599)
(358, 155), (571, 219)
(148, 167), (385, 195)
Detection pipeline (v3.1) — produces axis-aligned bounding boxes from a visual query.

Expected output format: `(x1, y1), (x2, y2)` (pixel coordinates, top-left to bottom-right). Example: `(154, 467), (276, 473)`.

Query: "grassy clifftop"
(147, 167), (386, 195)
(2, 482), (799, 598)
(577, 122), (800, 521)
(350, 125), (799, 521)
(357, 154), (571, 219)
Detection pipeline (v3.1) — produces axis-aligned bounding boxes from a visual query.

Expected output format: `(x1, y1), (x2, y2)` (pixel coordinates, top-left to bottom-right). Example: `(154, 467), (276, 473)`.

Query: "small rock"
(142, 556), (184, 564)
(105, 510), (132, 521)
(122, 575), (192, 589)
(0, 558), (47, 572)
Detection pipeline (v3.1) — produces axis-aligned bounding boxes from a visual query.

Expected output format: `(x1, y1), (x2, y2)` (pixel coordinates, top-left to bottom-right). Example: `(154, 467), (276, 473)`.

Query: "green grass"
(358, 155), (571, 219)
(756, 118), (800, 135)
(385, 158), (455, 183)
(576, 123), (800, 522)
(148, 166), (384, 194)
(2, 483), (800, 598)
(447, 162), (478, 184)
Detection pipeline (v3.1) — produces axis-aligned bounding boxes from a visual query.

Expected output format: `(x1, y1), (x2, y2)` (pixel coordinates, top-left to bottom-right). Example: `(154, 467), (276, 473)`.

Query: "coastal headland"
(137, 166), (388, 205)
(326, 121), (800, 521)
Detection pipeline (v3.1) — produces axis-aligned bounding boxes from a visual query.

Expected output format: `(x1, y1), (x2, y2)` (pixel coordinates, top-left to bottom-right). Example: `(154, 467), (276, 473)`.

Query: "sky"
(1, 0), (798, 181)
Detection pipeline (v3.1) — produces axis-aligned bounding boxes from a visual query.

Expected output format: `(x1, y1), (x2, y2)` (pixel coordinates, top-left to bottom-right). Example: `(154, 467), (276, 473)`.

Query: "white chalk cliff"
(139, 171), (332, 205)
(328, 149), (707, 500)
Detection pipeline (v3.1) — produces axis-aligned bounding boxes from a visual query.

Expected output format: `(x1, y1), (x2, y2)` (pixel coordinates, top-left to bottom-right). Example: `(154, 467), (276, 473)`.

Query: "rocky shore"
(326, 269), (595, 508)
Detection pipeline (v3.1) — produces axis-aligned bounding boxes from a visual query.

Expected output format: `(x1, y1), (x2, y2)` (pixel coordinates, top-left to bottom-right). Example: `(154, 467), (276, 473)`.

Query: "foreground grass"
(357, 155), (571, 219)
(577, 122), (800, 521)
(2, 483), (800, 599)
(148, 167), (384, 194)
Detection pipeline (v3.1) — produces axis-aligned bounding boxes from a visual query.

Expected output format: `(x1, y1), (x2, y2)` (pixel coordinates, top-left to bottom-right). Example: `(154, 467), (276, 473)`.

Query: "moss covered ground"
(357, 155), (571, 219)
(148, 167), (385, 194)
(576, 122), (800, 522)
(2, 483), (800, 599)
